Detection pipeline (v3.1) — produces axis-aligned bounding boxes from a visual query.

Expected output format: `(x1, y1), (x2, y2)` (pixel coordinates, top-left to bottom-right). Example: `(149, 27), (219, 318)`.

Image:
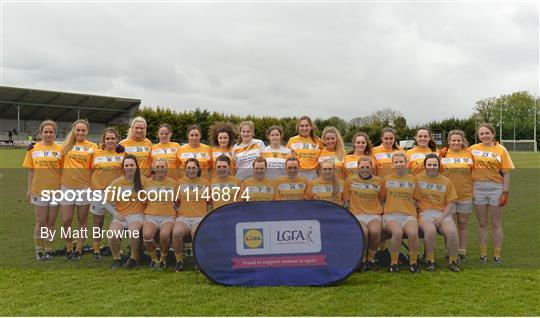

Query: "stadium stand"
(0, 86), (140, 146)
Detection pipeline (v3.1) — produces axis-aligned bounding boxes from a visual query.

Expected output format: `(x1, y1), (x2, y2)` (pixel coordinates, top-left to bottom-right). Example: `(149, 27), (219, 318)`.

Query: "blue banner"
(193, 200), (365, 286)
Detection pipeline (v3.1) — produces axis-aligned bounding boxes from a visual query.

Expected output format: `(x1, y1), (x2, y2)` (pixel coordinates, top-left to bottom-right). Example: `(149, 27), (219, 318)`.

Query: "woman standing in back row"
(406, 127), (439, 175)
(469, 123), (514, 263)
(23, 120), (63, 261)
(233, 121), (265, 180)
(151, 124), (180, 180)
(89, 127), (125, 260)
(120, 116), (152, 177)
(344, 132), (375, 178)
(372, 127), (403, 179)
(440, 130), (474, 261)
(209, 122), (237, 176)
(286, 116), (324, 180)
(59, 119), (98, 260)
(318, 126), (346, 179)
(177, 125), (212, 179)
(261, 125), (292, 180)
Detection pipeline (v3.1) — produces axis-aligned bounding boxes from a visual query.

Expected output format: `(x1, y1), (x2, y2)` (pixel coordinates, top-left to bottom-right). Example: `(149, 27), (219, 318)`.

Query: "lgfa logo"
(243, 228), (264, 249)
(276, 226), (314, 244)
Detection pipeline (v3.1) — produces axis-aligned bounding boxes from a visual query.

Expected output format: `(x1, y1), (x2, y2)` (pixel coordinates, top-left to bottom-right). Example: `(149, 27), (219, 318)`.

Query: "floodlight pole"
(535, 96), (538, 153)
(16, 104), (22, 133)
(499, 100), (503, 142)
(513, 105), (516, 151)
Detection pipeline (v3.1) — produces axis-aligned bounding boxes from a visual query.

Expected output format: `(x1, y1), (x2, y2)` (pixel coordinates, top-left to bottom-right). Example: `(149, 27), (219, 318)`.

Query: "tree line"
(117, 91), (538, 148)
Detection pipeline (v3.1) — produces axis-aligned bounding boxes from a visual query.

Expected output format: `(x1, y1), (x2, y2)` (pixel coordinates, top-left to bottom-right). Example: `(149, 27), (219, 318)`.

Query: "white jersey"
(233, 139), (265, 180)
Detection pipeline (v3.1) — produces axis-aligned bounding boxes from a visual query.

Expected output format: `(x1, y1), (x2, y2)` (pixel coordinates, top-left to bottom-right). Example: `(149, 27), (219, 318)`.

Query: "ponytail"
(122, 154), (143, 192)
(415, 127), (437, 152)
(381, 127), (399, 150)
(297, 116), (318, 144)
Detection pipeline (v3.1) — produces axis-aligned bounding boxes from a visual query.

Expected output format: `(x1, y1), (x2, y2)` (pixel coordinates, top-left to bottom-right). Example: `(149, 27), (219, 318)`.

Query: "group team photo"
(2, 1), (538, 316)
(25, 115), (514, 274)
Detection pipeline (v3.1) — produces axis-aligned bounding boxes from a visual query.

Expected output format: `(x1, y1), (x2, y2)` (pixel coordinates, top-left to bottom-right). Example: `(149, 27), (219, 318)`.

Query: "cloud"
(2, 2), (538, 125)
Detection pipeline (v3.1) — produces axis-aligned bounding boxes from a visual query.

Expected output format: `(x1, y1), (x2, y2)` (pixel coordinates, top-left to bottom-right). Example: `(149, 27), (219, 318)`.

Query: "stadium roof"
(0, 86), (141, 124)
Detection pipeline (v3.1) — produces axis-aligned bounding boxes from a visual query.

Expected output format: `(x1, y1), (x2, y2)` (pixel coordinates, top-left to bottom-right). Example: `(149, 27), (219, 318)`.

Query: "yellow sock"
(112, 249), (121, 260)
(44, 240), (53, 253)
(35, 238), (45, 253)
(479, 244), (487, 256)
(367, 249), (377, 262)
(449, 255), (457, 263)
(458, 248), (467, 256)
(362, 255), (366, 262)
(493, 247), (502, 258)
(131, 246), (139, 261)
(409, 250), (418, 265)
(160, 251), (168, 262)
(390, 252), (399, 265)
(92, 242), (101, 254)
(146, 244), (158, 262)
(427, 253), (435, 263)
(175, 252), (183, 262)
(76, 240), (84, 253)
(65, 244), (73, 252)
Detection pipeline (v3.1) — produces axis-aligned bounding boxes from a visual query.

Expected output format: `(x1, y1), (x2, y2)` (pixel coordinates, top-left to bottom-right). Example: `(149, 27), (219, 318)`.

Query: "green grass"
(1, 148), (539, 316)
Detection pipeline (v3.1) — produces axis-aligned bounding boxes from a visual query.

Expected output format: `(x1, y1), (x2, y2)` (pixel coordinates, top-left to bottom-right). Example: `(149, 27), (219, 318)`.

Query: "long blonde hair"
(127, 116), (147, 140)
(63, 119), (89, 154)
(321, 126), (345, 161)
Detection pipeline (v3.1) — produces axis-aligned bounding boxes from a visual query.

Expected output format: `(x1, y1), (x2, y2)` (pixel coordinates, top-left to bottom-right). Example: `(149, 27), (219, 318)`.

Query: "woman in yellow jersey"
(318, 126), (345, 179)
(344, 132), (375, 178)
(210, 155), (242, 210)
(177, 125), (212, 179)
(305, 159), (345, 206)
(373, 127), (404, 179)
(469, 123), (514, 263)
(142, 158), (177, 271)
(261, 125), (292, 180)
(151, 124), (180, 180)
(59, 119), (98, 260)
(286, 116), (324, 180)
(275, 157), (308, 200)
(120, 116), (152, 176)
(240, 157), (276, 201)
(107, 154), (146, 269)
(380, 152), (420, 273)
(89, 127), (125, 260)
(344, 157), (382, 271)
(414, 154), (461, 272)
(173, 158), (210, 272)
(209, 122), (237, 175)
(406, 127), (438, 175)
(23, 120), (63, 261)
(440, 130), (474, 261)
(233, 121), (266, 180)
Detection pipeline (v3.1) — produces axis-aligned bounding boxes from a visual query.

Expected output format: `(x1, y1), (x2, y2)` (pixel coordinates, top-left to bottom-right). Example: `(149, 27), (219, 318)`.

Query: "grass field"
(1, 149), (539, 316)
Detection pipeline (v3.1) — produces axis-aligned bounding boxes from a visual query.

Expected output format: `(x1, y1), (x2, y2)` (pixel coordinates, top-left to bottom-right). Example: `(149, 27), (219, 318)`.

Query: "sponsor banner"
(193, 200), (365, 287)
(232, 255), (327, 269)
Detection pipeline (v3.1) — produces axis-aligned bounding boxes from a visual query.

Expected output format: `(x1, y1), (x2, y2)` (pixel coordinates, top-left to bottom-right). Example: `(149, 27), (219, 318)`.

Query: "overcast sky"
(1, 1), (538, 125)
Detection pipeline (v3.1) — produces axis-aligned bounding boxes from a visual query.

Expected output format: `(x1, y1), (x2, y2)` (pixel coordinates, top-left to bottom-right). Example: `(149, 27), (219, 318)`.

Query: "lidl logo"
(243, 228), (264, 249)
